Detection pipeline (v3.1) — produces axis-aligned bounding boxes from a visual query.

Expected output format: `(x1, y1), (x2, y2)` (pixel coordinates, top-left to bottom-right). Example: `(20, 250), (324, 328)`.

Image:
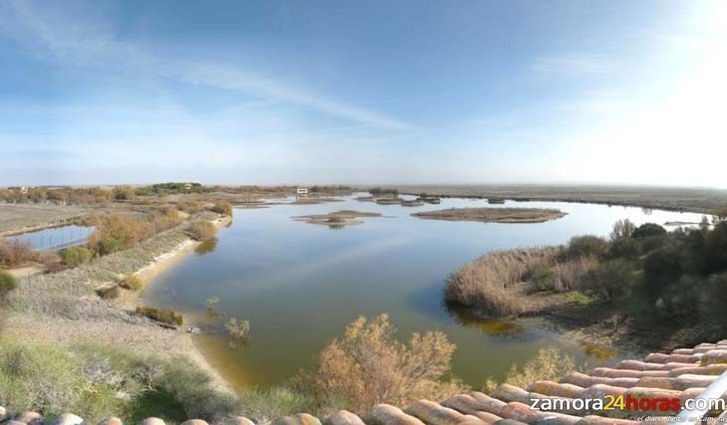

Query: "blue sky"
(0, 0), (725, 187)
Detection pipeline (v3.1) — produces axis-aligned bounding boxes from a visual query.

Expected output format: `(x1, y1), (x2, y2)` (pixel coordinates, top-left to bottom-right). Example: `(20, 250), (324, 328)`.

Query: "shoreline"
(119, 215), (235, 394)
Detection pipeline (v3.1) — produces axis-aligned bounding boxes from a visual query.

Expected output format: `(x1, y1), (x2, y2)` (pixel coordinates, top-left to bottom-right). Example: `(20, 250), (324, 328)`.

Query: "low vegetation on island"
(413, 207), (567, 224)
(292, 210), (383, 228)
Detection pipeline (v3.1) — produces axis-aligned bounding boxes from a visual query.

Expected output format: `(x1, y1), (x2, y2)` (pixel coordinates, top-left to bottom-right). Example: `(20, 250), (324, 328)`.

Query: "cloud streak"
(1, 0), (414, 132)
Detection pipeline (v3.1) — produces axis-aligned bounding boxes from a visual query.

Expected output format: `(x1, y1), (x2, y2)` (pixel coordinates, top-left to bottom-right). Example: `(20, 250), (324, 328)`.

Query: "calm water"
(8, 225), (94, 250)
(143, 195), (705, 390)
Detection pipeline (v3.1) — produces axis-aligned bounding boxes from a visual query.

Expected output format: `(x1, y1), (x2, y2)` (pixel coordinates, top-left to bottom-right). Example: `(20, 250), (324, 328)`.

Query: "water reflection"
(445, 302), (525, 337)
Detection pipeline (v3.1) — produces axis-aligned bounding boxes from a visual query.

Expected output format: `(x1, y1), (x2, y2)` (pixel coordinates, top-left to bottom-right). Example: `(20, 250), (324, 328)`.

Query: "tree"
(306, 314), (462, 414)
(632, 223), (667, 240)
(610, 219), (636, 243)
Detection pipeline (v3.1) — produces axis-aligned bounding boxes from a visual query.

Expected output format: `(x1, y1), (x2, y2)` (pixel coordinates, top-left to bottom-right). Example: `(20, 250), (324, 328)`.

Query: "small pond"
(7, 224), (94, 251)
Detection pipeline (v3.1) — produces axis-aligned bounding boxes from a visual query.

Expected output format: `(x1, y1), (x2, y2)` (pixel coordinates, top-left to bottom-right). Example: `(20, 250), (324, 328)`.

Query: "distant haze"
(0, 1), (725, 187)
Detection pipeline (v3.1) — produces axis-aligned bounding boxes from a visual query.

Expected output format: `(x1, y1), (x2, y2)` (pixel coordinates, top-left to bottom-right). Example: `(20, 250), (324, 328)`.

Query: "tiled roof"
(3, 340), (727, 425)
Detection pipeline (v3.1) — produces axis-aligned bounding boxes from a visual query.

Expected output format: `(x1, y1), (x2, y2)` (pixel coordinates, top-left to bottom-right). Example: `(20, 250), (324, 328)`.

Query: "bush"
(609, 238), (641, 260)
(564, 235), (609, 260)
(119, 275), (142, 291)
(583, 259), (634, 301)
(0, 340), (235, 423)
(112, 186), (136, 201)
(632, 223), (667, 240)
(610, 219), (636, 243)
(88, 215), (141, 255)
(188, 220), (217, 241)
(136, 306), (183, 326)
(484, 347), (577, 392)
(225, 318), (251, 346)
(96, 285), (121, 300)
(0, 270), (18, 300)
(211, 202), (233, 216)
(238, 387), (315, 424)
(0, 238), (37, 268)
(303, 314), (464, 414)
(60, 246), (94, 267)
(530, 266), (555, 291)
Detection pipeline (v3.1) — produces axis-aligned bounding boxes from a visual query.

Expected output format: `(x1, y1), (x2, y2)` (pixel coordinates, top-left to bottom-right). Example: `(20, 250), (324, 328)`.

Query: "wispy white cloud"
(1, 0), (414, 132)
(532, 53), (615, 77)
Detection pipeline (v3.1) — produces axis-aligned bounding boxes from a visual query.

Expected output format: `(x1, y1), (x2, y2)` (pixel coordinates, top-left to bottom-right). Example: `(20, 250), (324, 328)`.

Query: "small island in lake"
(412, 207), (567, 223)
(292, 210), (383, 228)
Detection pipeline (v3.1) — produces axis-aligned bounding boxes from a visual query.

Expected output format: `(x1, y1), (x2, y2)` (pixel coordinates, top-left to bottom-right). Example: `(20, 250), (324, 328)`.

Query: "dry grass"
(0, 204), (85, 234)
(445, 247), (598, 317)
(412, 207), (567, 224)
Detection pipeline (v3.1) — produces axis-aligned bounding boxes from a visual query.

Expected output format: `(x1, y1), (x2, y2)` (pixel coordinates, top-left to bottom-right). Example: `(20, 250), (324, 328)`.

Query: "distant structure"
(296, 187), (309, 198)
(19, 186), (30, 195)
(184, 182), (193, 191)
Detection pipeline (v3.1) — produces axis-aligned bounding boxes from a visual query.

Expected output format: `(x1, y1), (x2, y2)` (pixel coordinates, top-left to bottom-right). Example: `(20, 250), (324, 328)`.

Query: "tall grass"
(445, 247), (597, 316)
(0, 340), (236, 423)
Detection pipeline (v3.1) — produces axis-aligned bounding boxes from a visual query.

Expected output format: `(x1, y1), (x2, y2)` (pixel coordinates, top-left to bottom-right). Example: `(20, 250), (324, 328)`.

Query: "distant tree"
(610, 219), (636, 243)
(632, 223), (667, 240)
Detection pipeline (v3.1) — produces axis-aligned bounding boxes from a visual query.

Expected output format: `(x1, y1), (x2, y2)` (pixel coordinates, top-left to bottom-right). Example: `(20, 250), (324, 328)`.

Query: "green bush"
(238, 386), (315, 424)
(188, 220), (217, 241)
(609, 238), (641, 260)
(584, 259), (634, 301)
(136, 306), (183, 326)
(564, 235), (609, 259)
(632, 223), (667, 239)
(0, 341), (236, 423)
(0, 269), (18, 300)
(60, 246), (94, 267)
(530, 265), (555, 291)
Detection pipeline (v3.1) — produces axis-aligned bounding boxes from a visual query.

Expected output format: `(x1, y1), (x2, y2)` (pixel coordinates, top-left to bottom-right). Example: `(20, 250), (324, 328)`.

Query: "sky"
(0, 0), (725, 187)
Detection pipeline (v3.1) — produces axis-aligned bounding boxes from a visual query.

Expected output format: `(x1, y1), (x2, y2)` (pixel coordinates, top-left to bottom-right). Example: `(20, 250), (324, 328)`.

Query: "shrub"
(583, 259), (634, 301)
(485, 347), (577, 392)
(60, 246), (94, 267)
(136, 306), (183, 326)
(0, 270), (18, 300)
(0, 340), (235, 423)
(188, 220), (217, 241)
(112, 186), (136, 201)
(238, 386), (315, 424)
(304, 314), (464, 414)
(610, 219), (636, 243)
(211, 201), (233, 216)
(609, 238), (641, 260)
(0, 238), (37, 268)
(530, 266), (555, 291)
(96, 285), (121, 300)
(119, 275), (142, 291)
(88, 215), (141, 255)
(225, 318), (251, 346)
(632, 223), (667, 240)
(564, 235), (609, 260)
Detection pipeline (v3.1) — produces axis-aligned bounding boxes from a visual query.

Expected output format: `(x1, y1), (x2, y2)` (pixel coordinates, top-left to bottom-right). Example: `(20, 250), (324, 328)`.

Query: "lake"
(143, 194), (706, 390)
